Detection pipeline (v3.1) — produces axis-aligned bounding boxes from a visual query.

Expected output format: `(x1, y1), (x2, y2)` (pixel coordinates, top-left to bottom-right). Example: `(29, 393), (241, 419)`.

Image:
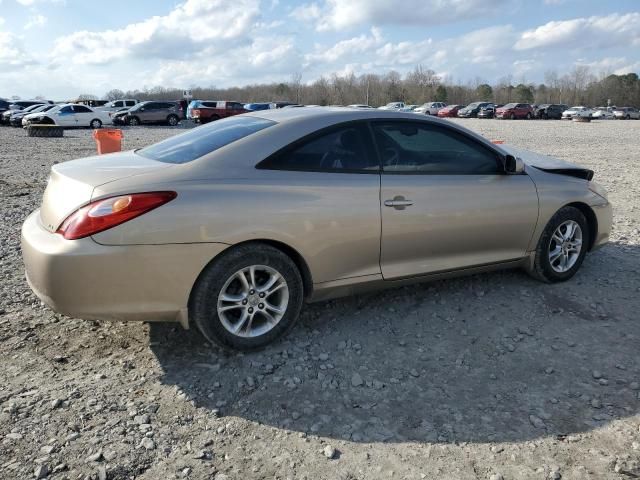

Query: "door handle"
(384, 196), (413, 209)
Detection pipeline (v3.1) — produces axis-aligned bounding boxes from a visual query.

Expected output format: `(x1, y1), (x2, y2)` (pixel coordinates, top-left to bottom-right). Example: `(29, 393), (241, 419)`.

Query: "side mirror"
(505, 154), (524, 174)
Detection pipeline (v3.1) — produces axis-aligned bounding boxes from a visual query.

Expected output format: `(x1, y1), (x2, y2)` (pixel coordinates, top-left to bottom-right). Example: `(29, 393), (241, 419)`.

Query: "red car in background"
(495, 103), (534, 119)
(191, 101), (247, 124)
(437, 105), (464, 118)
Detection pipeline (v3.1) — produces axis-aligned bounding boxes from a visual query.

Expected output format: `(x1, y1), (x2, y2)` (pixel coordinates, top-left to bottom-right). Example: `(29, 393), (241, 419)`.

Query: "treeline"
(100, 66), (640, 107)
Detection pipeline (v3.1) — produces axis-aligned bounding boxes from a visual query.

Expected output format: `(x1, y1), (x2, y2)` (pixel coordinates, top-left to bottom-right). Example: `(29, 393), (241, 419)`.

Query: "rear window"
(137, 116), (276, 164)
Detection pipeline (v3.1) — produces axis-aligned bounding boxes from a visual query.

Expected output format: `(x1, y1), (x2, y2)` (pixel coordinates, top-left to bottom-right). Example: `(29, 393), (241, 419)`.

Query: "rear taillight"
(57, 191), (177, 240)
(192, 109), (200, 118)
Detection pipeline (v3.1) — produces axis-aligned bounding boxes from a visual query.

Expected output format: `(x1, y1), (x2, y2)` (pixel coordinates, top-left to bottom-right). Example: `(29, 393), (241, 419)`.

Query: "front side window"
(259, 124), (378, 173)
(372, 122), (501, 175)
(138, 116), (275, 164)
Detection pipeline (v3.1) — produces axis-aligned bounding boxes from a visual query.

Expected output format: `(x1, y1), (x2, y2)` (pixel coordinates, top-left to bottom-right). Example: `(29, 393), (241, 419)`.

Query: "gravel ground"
(1, 119), (639, 480)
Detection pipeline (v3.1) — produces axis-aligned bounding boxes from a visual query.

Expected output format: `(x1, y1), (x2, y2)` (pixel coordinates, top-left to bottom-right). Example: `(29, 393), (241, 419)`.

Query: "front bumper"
(21, 211), (229, 325)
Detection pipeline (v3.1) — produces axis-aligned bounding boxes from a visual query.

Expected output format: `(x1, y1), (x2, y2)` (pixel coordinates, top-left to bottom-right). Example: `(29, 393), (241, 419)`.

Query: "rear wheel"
(90, 119), (102, 129)
(167, 114), (179, 126)
(191, 244), (304, 351)
(529, 206), (590, 283)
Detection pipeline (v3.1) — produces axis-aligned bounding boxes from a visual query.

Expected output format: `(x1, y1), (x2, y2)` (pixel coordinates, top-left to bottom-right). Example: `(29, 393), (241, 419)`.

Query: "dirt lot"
(1, 119), (639, 480)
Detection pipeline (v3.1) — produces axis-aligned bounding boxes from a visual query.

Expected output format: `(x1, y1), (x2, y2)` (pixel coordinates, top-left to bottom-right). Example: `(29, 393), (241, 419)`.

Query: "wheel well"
(191, 240), (314, 303)
(567, 202), (597, 250)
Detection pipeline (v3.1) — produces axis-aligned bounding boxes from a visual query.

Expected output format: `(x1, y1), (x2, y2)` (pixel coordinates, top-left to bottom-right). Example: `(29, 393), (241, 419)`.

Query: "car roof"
(244, 106), (450, 125)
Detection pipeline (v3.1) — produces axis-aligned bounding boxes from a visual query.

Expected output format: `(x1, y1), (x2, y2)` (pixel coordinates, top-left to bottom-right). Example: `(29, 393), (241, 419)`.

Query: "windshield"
(137, 116), (276, 164)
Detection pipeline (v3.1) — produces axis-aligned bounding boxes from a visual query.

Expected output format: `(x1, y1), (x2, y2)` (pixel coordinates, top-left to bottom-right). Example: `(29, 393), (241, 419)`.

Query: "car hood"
(500, 145), (594, 181)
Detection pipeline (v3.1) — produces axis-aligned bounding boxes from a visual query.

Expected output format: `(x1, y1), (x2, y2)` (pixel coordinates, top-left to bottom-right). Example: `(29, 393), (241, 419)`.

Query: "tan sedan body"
(22, 108), (611, 349)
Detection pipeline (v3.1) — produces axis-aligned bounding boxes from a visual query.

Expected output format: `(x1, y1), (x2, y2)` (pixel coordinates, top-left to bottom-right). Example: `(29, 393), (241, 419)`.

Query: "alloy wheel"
(548, 220), (583, 273)
(217, 265), (289, 338)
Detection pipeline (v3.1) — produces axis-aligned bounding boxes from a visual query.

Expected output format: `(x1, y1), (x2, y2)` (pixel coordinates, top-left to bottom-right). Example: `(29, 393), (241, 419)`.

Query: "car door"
(256, 122), (382, 282)
(72, 105), (93, 126)
(374, 120), (539, 279)
(55, 105), (76, 126)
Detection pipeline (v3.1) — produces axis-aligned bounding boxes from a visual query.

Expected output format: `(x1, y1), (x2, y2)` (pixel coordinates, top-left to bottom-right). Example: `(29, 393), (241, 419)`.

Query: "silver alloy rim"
(548, 220), (583, 273)
(217, 265), (289, 338)
(91, 120), (100, 128)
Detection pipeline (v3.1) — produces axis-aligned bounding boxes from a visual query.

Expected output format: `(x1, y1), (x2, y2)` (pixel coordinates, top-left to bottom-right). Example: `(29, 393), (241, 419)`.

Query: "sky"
(0, 0), (639, 100)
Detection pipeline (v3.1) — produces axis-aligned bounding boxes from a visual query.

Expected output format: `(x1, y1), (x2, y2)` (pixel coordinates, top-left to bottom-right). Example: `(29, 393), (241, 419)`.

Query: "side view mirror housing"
(504, 154), (525, 174)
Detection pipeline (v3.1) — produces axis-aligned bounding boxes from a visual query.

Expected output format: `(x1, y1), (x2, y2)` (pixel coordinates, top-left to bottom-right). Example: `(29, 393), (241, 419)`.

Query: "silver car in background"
(22, 108), (611, 350)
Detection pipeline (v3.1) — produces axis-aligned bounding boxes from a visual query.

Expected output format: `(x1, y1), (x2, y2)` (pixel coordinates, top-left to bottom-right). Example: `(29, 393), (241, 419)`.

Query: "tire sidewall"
(535, 206), (590, 282)
(191, 245), (304, 351)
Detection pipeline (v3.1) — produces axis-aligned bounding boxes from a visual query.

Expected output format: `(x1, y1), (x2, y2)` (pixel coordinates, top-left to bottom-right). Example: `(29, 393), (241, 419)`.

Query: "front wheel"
(526, 113), (532, 119)
(510, 113), (516, 120)
(128, 116), (140, 126)
(191, 244), (304, 351)
(529, 206), (590, 283)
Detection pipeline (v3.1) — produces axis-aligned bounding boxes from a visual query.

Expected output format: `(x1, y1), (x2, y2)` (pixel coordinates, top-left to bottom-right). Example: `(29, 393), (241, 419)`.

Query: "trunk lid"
(39, 151), (173, 232)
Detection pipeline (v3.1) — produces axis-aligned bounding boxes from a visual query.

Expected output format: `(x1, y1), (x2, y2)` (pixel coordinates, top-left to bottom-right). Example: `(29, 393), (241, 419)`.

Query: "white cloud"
(51, 0), (260, 65)
(0, 31), (38, 68)
(305, 27), (383, 64)
(293, 0), (508, 31)
(24, 14), (47, 29)
(515, 13), (640, 51)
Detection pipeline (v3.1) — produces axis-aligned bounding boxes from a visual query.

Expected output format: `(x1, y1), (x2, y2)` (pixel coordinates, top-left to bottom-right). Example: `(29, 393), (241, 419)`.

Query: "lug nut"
(248, 307), (254, 314)
(259, 292), (265, 298)
(242, 299), (248, 305)
(258, 303), (264, 309)
(250, 290), (255, 295)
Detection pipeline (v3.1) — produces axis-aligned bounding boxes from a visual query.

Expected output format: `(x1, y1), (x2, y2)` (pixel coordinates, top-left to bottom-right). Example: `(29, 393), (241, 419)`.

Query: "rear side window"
(373, 122), (501, 174)
(73, 105), (92, 113)
(258, 124), (378, 173)
(137, 116), (275, 164)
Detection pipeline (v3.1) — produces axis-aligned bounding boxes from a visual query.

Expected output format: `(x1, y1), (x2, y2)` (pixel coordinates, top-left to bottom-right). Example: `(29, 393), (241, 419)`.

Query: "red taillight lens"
(57, 191), (177, 240)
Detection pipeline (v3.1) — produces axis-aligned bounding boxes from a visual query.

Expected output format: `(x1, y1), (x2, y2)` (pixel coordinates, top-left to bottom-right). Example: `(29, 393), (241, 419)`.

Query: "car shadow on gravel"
(150, 242), (640, 444)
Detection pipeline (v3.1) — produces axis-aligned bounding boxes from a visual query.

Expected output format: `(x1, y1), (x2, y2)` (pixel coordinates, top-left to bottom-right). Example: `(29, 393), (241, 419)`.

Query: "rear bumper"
(21, 211), (229, 325)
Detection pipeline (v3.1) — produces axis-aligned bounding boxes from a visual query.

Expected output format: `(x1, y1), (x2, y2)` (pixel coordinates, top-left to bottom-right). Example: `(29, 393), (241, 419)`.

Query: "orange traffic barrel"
(93, 128), (123, 154)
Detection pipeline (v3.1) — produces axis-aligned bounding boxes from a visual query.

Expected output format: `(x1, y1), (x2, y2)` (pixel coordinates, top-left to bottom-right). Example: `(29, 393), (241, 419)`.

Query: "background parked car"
(613, 107), (640, 120)
(399, 104), (419, 112)
(19, 104), (57, 126)
(437, 105), (464, 117)
(244, 103), (271, 111)
(561, 106), (592, 120)
(123, 101), (184, 126)
(534, 104), (568, 119)
(591, 107), (615, 120)
(496, 103), (534, 119)
(347, 104), (374, 109)
(457, 102), (494, 118)
(2, 100), (47, 125)
(478, 104), (501, 118)
(270, 101), (297, 109)
(25, 103), (112, 128)
(0, 99), (10, 115)
(378, 102), (405, 110)
(191, 101), (247, 124)
(414, 102), (446, 115)
(10, 103), (53, 126)
(97, 99), (139, 112)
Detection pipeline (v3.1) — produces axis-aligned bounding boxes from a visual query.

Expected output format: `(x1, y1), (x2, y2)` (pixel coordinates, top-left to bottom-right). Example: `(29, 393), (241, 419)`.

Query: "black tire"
(167, 114), (179, 126)
(128, 116), (140, 126)
(529, 206), (590, 283)
(510, 113), (516, 120)
(626, 115), (630, 120)
(90, 119), (102, 129)
(27, 125), (64, 137)
(190, 243), (304, 351)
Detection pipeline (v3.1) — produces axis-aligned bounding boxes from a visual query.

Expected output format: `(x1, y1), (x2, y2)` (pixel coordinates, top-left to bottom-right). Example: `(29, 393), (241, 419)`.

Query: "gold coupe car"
(22, 108), (611, 350)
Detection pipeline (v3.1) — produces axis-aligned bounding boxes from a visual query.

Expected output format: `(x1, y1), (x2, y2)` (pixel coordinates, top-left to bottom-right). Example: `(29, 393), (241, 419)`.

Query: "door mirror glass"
(505, 154), (524, 174)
